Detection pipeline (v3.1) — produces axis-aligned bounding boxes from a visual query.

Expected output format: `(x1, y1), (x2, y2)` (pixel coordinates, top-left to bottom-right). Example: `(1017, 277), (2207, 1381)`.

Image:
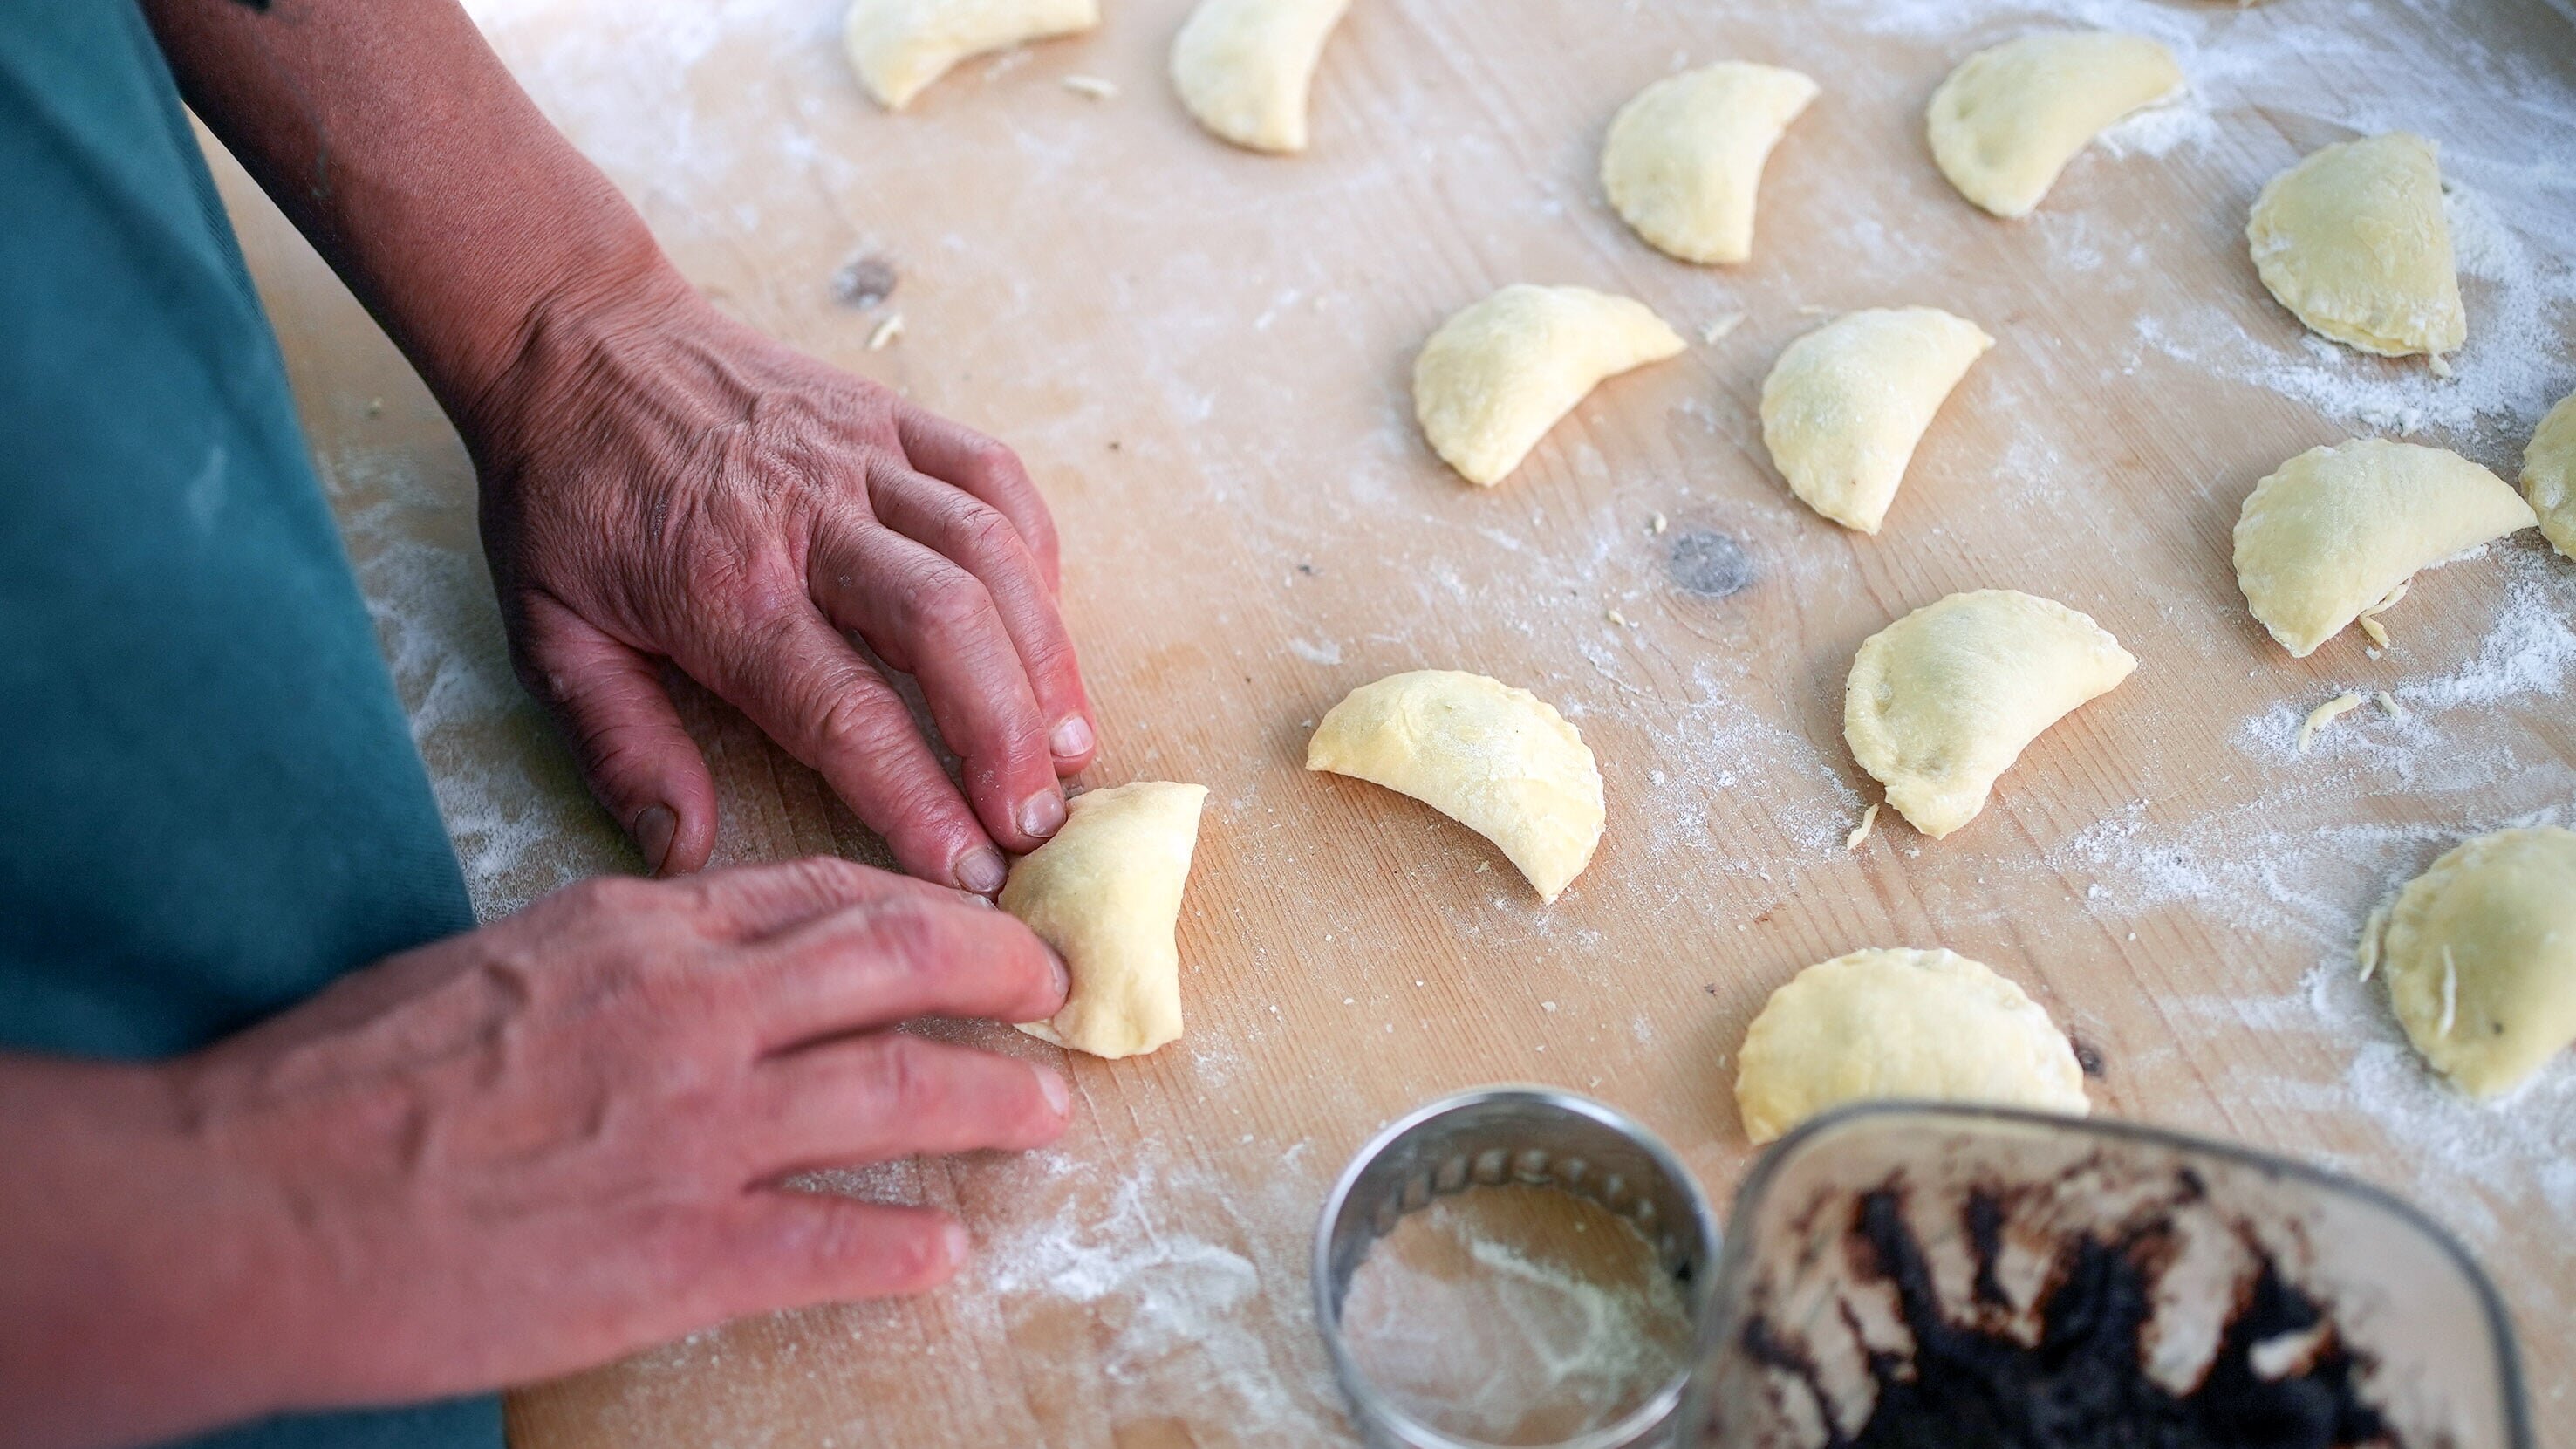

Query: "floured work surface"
(206, 0), (2575, 1440)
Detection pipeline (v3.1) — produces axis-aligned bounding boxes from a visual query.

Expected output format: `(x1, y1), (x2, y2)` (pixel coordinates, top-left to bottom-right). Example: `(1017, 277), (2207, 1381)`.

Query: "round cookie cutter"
(1313, 1086), (1722, 1449)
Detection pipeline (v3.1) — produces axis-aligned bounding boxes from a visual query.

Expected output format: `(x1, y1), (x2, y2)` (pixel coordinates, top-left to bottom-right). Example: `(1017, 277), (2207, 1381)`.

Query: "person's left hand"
(461, 266), (1097, 893)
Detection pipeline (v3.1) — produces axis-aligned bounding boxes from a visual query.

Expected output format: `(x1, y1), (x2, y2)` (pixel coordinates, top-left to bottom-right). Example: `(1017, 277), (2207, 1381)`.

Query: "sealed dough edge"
(1844, 590), (2136, 839)
(1412, 284), (1686, 487)
(2245, 133), (2465, 360)
(1003, 781), (1208, 1059)
(2521, 389), (2576, 561)
(2363, 827), (2576, 1098)
(1926, 31), (2183, 219)
(1307, 669), (1605, 902)
(2233, 439), (2537, 658)
(1734, 947), (2089, 1145)
(1170, 0), (1354, 154)
(1600, 61), (1820, 264)
(1759, 307), (1993, 534)
(844, 0), (1103, 112)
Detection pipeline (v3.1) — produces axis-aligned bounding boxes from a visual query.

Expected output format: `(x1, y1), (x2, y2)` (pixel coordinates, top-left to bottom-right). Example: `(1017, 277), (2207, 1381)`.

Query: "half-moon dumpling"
(1307, 670), (1604, 902)
(1004, 781), (1208, 1059)
(2246, 133), (2466, 361)
(1601, 61), (1819, 264)
(1846, 590), (2136, 839)
(2233, 439), (2538, 657)
(1927, 32), (2182, 219)
(1734, 947), (2088, 1144)
(844, 0), (1101, 111)
(2362, 827), (2576, 1098)
(1413, 284), (1686, 487)
(1170, 0), (1353, 154)
(2521, 389), (2576, 561)
(1759, 307), (1992, 533)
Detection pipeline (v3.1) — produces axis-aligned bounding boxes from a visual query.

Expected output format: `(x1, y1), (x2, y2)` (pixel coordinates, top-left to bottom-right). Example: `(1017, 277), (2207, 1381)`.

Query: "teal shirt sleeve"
(0, 3), (495, 1445)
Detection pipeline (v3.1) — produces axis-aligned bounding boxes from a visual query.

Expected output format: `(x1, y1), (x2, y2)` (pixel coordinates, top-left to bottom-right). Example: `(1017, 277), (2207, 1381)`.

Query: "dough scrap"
(1601, 61), (1819, 264)
(1927, 31), (2183, 219)
(1760, 307), (1993, 534)
(1170, 0), (1353, 154)
(1735, 947), (2088, 1144)
(844, 0), (1101, 111)
(2521, 388), (2576, 561)
(1845, 590), (2136, 840)
(1307, 670), (1603, 902)
(1003, 782), (1208, 1059)
(2362, 827), (2576, 1097)
(1413, 284), (1686, 487)
(2246, 133), (2465, 360)
(2233, 439), (2537, 658)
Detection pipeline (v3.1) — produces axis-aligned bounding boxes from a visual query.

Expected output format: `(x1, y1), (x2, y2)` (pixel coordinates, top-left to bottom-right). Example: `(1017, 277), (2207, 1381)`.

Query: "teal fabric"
(0, 3), (496, 1446)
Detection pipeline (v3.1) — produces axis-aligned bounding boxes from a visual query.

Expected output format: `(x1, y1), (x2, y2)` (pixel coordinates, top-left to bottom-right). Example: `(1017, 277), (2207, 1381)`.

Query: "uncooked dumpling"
(2233, 439), (2537, 658)
(2362, 827), (2576, 1098)
(844, 0), (1100, 111)
(1927, 32), (2182, 219)
(1004, 782), (1207, 1059)
(1735, 947), (2088, 1144)
(1413, 284), (1686, 487)
(2246, 133), (2466, 361)
(2521, 390), (2576, 560)
(1759, 307), (1993, 533)
(1307, 670), (1603, 902)
(1846, 590), (2135, 839)
(1170, 0), (1352, 154)
(1601, 61), (1819, 264)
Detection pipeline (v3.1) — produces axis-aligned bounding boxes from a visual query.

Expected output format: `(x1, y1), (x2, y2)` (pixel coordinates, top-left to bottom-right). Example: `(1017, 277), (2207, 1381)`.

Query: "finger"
(715, 1196), (969, 1309)
(892, 407), (1061, 591)
(808, 506), (1066, 855)
(741, 889), (1067, 1046)
(678, 855), (995, 943)
(869, 467), (1097, 776)
(754, 1032), (1071, 1174)
(683, 605), (1006, 893)
(513, 593), (717, 876)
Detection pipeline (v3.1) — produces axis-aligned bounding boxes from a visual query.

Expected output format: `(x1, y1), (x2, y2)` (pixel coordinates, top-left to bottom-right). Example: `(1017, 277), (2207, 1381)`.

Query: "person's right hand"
(0, 858), (1069, 1449)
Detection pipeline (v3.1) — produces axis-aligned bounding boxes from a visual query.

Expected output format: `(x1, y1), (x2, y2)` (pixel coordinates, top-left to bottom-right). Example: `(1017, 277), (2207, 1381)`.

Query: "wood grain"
(206, 0), (2574, 1441)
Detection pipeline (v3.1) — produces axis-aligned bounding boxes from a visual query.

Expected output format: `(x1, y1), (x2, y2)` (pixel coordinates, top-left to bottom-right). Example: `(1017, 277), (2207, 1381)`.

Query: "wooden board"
(209, 0), (2576, 1440)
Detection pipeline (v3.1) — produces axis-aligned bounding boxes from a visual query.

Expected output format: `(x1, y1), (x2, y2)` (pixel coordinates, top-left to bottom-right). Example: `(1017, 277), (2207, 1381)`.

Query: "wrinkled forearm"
(140, 0), (675, 441)
(0, 1056), (316, 1449)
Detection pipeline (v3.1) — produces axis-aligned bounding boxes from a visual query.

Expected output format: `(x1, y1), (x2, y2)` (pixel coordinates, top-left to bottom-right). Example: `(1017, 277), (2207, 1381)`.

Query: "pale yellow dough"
(2246, 133), (2465, 360)
(1412, 284), (1686, 487)
(2233, 439), (2537, 658)
(1926, 31), (2183, 219)
(1845, 590), (2136, 840)
(2363, 828), (2576, 1098)
(1004, 782), (1208, 1060)
(1600, 61), (1818, 264)
(1735, 947), (2088, 1145)
(844, 0), (1100, 111)
(1759, 307), (1993, 534)
(1307, 670), (1603, 902)
(2521, 390), (2576, 560)
(1170, 0), (1353, 154)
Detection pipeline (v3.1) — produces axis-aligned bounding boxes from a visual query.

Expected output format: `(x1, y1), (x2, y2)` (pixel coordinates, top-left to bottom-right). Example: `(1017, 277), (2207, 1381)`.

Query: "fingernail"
(634, 805), (679, 876)
(1035, 1065), (1070, 1118)
(956, 847), (1008, 896)
(942, 1221), (972, 1270)
(1047, 947), (1071, 999)
(1019, 790), (1067, 840)
(1049, 714), (1094, 758)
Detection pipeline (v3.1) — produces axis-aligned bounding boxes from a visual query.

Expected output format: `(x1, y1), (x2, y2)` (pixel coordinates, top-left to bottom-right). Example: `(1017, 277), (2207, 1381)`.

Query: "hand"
(0, 858), (1070, 1449)
(467, 265), (1097, 890)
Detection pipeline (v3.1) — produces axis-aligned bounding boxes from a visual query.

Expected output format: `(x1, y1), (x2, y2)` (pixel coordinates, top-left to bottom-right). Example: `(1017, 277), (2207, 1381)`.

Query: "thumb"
(512, 592), (718, 876)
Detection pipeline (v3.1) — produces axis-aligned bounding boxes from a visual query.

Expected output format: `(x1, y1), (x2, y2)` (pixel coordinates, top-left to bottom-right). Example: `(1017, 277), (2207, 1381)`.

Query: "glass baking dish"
(1679, 1103), (2532, 1449)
